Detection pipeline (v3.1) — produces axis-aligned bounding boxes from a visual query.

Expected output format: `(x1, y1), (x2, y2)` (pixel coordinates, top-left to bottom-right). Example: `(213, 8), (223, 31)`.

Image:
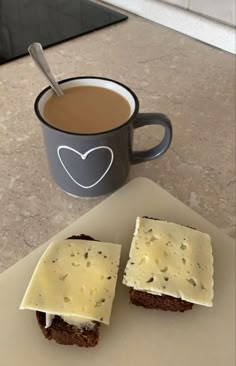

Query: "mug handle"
(131, 113), (172, 165)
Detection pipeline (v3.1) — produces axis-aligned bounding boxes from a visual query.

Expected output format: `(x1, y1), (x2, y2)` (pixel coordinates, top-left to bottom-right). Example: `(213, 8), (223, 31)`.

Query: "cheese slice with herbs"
(20, 239), (121, 325)
(123, 217), (214, 306)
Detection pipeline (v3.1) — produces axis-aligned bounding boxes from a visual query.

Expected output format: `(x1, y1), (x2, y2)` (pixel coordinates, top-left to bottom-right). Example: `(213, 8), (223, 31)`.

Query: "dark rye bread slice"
(36, 234), (100, 347)
(128, 217), (194, 312)
(129, 289), (193, 312)
(36, 312), (100, 347)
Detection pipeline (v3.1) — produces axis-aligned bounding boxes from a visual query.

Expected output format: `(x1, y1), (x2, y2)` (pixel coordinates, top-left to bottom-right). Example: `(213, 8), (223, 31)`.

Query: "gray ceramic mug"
(35, 77), (172, 197)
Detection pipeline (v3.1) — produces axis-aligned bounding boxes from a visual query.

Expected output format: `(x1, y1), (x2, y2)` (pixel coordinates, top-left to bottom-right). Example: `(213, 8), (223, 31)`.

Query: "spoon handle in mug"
(28, 43), (64, 97)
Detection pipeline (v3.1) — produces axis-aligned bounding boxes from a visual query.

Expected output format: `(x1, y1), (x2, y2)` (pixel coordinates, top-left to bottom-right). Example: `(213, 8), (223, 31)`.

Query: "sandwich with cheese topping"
(20, 234), (121, 347)
(123, 217), (214, 311)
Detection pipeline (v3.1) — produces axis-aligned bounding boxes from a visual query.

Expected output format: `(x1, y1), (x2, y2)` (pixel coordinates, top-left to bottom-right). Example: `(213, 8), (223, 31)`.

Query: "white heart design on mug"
(57, 145), (114, 189)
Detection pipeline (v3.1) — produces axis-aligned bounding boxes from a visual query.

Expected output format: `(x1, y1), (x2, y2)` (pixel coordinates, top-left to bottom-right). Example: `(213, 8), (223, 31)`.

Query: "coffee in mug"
(44, 86), (131, 134)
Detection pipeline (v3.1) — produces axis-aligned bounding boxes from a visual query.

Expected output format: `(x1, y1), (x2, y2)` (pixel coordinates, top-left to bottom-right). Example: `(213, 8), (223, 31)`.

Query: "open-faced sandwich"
(123, 217), (214, 311)
(20, 234), (121, 347)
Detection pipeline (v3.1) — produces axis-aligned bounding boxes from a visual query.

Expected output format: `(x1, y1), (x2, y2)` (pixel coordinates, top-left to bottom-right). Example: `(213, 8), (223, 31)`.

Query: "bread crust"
(36, 234), (100, 347)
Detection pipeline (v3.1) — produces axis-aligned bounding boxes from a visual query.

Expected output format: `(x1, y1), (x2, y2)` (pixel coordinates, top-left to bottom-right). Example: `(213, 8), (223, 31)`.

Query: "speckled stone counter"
(0, 13), (235, 273)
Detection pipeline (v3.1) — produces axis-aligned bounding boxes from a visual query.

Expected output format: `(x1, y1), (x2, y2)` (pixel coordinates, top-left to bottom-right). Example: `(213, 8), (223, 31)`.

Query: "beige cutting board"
(0, 177), (235, 366)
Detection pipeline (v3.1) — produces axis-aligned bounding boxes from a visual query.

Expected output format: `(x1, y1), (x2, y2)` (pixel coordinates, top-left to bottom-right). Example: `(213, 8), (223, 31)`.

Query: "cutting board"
(0, 177), (235, 366)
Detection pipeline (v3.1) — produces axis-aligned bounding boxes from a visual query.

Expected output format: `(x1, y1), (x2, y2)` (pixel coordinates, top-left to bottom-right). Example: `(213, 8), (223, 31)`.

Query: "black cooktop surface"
(0, 0), (127, 65)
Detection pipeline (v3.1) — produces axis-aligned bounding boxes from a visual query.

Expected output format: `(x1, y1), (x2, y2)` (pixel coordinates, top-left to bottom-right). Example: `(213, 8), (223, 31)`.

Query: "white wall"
(162, 0), (188, 9)
(189, 0), (235, 26)
(100, 0), (236, 54)
(103, 0), (236, 26)
(161, 0), (235, 26)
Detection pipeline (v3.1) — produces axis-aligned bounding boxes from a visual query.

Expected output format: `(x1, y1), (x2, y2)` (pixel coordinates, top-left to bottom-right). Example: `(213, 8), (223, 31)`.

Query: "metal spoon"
(28, 42), (64, 96)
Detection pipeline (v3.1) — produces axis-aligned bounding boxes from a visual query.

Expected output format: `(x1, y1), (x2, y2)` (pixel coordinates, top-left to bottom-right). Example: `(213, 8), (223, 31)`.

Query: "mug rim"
(34, 76), (139, 136)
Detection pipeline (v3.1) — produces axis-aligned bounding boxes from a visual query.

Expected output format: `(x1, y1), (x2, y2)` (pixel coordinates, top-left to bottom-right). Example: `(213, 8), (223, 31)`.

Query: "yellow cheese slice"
(20, 240), (121, 325)
(123, 217), (214, 306)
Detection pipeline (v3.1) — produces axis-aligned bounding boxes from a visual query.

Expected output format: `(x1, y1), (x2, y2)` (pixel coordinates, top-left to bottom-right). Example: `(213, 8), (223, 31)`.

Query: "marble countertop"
(0, 12), (235, 273)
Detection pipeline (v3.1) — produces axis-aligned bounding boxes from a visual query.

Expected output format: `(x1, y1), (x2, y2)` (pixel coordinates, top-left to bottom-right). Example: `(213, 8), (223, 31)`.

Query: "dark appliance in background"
(0, 0), (127, 65)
